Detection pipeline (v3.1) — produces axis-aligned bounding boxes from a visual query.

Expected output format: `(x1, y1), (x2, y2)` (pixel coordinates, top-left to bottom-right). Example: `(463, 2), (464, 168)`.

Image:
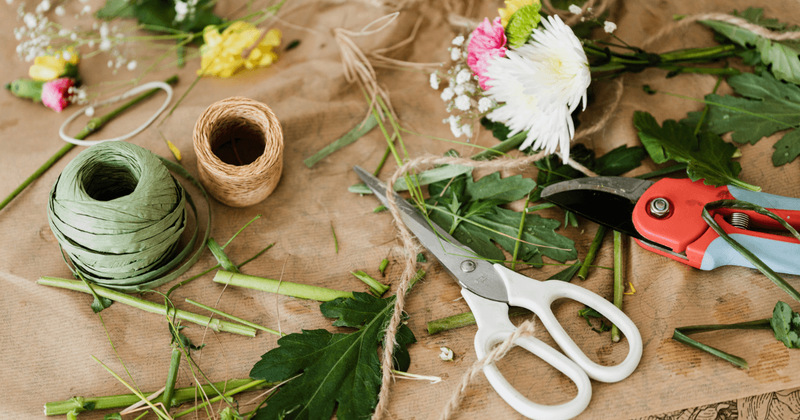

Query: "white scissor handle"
(462, 289), (592, 420)
(493, 264), (643, 383)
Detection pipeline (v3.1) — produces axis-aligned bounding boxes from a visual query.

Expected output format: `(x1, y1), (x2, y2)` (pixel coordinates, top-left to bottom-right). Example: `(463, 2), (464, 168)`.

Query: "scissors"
(541, 177), (800, 276)
(354, 166), (643, 420)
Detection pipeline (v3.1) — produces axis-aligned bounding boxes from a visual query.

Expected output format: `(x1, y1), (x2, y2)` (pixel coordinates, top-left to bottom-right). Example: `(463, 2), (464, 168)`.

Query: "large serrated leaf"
(465, 172), (537, 203)
(250, 292), (415, 420)
(635, 111), (751, 189)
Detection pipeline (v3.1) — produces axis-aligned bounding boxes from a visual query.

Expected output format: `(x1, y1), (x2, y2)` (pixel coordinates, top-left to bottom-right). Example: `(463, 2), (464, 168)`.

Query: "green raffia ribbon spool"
(48, 142), (209, 292)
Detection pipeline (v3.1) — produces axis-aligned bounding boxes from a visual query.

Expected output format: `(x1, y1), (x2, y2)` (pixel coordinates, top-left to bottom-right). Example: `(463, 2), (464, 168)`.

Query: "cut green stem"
(379, 258), (389, 276)
(672, 319), (772, 369)
(611, 230), (624, 342)
(37, 277), (257, 337)
(578, 225), (607, 280)
(331, 222), (339, 254)
(185, 298), (282, 336)
(511, 193), (532, 270)
(213, 271), (354, 301)
(173, 379), (268, 418)
(44, 379), (276, 416)
(471, 131), (527, 161)
(427, 307), (531, 335)
(0, 75), (179, 213)
(351, 270), (390, 296)
(162, 346), (182, 413)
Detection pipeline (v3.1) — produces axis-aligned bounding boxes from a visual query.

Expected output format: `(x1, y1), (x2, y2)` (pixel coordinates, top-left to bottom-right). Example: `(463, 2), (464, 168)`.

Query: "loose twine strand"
(438, 319), (537, 420)
(369, 4), (800, 419)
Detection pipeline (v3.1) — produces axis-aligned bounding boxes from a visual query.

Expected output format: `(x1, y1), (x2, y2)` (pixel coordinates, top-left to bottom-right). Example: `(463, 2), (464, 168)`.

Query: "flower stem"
(162, 346), (182, 413)
(0, 75), (179, 213)
(427, 307), (531, 335)
(511, 193), (532, 270)
(471, 131), (526, 161)
(351, 270), (390, 296)
(173, 379), (267, 418)
(213, 271), (355, 301)
(577, 225), (607, 280)
(610, 230), (624, 342)
(185, 298), (282, 336)
(37, 277), (257, 337)
(672, 319), (772, 369)
(44, 379), (274, 416)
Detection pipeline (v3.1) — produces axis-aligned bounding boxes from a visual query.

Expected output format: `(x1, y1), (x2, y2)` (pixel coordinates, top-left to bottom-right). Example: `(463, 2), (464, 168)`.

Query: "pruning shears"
(541, 177), (800, 275)
(354, 166), (642, 420)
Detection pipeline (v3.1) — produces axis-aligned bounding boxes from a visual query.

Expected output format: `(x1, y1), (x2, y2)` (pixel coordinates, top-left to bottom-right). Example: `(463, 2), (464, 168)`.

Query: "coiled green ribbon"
(48, 142), (210, 292)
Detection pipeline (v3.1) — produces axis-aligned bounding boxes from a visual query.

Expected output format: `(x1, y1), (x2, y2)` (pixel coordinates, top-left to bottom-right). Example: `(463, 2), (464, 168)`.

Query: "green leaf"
(506, 4), (542, 48)
(733, 7), (787, 30)
(103, 413), (124, 420)
(593, 145), (647, 176)
(772, 130), (800, 165)
(682, 72), (800, 165)
(95, 0), (136, 19)
(465, 172), (537, 203)
(429, 206), (577, 265)
(771, 301), (800, 349)
(481, 117), (512, 141)
(701, 17), (800, 85)
(578, 306), (610, 333)
(547, 260), (581, 282)
(416, 253), (427, 263)
(634, 111), (754, 190)
(250, 293), (415, 420)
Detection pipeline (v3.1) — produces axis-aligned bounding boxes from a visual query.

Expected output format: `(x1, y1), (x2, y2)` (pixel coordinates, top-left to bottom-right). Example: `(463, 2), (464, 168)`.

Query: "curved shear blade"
(540, 177), (654, 240)
(353, 166), (509, 303)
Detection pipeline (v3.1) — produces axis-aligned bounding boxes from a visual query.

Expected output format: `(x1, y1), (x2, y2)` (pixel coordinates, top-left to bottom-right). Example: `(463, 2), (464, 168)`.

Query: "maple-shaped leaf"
(249, 293), (415, 420)
(634, 111), (759, 191)
(683, 72), (800, 165)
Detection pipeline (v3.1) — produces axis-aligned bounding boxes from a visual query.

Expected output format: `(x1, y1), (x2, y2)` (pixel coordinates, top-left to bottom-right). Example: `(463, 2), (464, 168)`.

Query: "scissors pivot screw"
(460, 260), (477, 273)
(649, 198), (670, 218)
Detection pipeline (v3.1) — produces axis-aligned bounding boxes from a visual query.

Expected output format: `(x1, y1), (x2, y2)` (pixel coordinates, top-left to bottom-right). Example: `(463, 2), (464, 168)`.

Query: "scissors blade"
(354, 166), (509, 303)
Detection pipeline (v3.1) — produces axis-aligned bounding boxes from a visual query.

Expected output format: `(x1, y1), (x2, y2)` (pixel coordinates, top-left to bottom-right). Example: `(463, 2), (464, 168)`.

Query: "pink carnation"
(41, 78), (74, 112)
(467, 17), (507, 90)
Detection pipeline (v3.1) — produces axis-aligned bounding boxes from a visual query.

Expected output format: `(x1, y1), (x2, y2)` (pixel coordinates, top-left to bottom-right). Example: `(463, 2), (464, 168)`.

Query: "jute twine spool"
(193, 97), (284, 207)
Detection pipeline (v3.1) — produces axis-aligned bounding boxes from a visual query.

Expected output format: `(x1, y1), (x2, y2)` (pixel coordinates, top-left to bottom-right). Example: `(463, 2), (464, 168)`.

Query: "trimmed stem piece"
(427, 307), (531, 335)
(37, 277), (256, 337)
(611, 231), (624, 342)
(577, 225), (607, 280)
(213, 271), (354, 301)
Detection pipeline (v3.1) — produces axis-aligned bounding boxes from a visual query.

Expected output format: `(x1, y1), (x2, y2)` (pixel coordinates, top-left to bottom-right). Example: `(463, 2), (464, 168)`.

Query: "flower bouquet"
(434, 0), (740, 162)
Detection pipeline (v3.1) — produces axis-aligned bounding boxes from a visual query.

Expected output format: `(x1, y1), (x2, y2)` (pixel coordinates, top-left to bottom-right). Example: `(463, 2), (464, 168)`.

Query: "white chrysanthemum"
(604, 21), (617, 34)
(484, 15), (590, 161)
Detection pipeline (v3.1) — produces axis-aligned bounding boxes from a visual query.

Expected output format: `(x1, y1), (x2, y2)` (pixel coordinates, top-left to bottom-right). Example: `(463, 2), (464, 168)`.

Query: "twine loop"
(193, 97), (284, 207)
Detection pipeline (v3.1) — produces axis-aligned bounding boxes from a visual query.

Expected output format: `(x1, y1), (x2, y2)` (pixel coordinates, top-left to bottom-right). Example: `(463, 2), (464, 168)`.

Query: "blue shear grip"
(728, 185), (800, 211)
(700, 234), (800, 276)
(462, 289), (592, 420)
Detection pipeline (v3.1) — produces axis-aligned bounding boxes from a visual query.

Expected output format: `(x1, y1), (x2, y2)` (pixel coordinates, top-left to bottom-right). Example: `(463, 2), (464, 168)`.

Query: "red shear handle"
(633, 179), (800, 275)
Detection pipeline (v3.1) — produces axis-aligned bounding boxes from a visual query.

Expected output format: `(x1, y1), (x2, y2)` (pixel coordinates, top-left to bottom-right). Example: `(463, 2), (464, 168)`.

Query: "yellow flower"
(499, 0), (540, 27)
(29, 47), (80, 81)
(199, 21), (281, 78)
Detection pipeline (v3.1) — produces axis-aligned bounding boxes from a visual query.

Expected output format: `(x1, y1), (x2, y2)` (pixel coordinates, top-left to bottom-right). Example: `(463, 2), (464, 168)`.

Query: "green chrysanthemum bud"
(506, 4), (543, 48)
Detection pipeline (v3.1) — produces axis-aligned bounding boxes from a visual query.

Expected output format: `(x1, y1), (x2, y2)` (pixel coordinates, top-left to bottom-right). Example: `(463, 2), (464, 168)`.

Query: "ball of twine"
(193, 97), (284, 207)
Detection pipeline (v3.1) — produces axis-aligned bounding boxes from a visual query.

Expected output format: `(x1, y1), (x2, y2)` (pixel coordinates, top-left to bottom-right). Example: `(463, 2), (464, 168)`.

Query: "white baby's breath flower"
(99, 39), (111, 51)
(450, 47), (461, 61)
(6, 0), (13, 5)
(429, 72), (440, 89)
(568, 4), (582, 14)
(174, 0), (188, 21)
(99, 23), (110, 38)
(460, 123), (473, 138)
(455, 68), (471, 85)
(604, 21), (617, 34)
(84, 106), (95, 117)
(23, 13), (36, 28)
(81, 5), (90, 14)
(454, 95), (470, 111)
(70, 32), (77, 41)
(484, 15), (590, 161)
(448, 115), (462, 138)
(62, 50), (72, 60)
(36, 0), (50, 13)
(55, 5), (65, 16)
(440, 87), (455, 101)
(127, 60), (137, 71)
(107, 60), (113, 68)
(439, 347), (454, 361)
(453, 84), (466, 96)
(478, 97), (493, 113)
(452, 35), (465, 46)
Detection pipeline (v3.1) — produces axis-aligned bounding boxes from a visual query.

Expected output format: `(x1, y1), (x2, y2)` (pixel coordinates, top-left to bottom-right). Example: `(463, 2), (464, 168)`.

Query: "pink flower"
(467, 18), (508, 90)
(41, 78), (74, 112)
